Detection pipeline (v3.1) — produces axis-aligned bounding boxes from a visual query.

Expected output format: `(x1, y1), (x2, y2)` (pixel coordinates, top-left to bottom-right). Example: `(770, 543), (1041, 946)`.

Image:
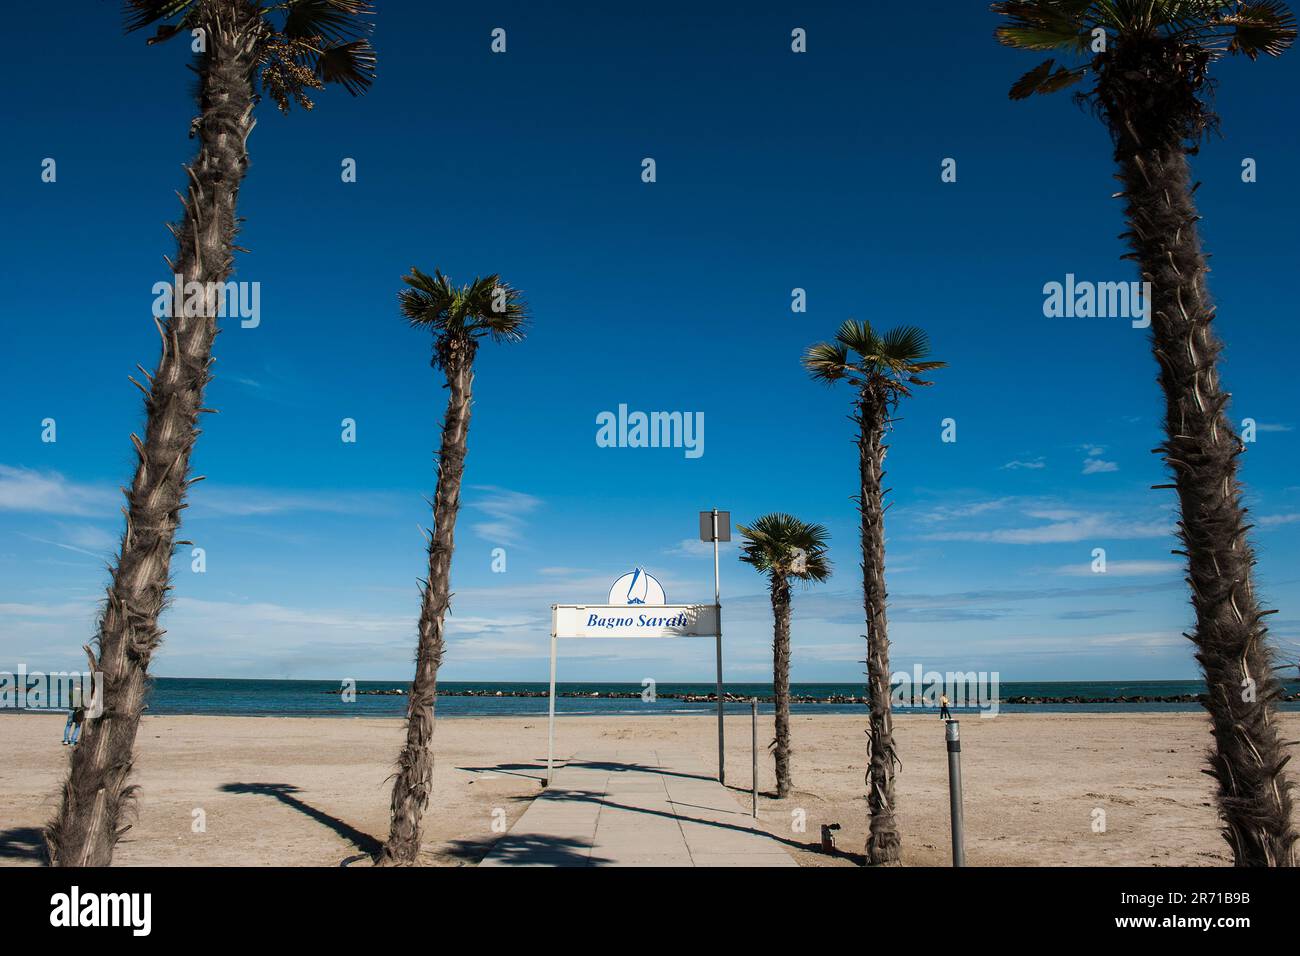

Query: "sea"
(8, 677), (1296, 718)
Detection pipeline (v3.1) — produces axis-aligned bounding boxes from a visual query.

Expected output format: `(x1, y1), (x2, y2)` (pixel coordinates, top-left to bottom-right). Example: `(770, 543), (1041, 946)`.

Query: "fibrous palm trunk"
(769, 573), (793, 798)
(1110, 82), (1297, 866)
(378, 345), (475, 865)
(46, 3), (259, 868)
(858, 392), (901, 865)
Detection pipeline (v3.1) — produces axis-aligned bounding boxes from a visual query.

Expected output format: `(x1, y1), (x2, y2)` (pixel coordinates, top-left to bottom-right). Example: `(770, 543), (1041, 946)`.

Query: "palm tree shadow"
(0, 826), (47, 862)
(220, 782), (381, 856)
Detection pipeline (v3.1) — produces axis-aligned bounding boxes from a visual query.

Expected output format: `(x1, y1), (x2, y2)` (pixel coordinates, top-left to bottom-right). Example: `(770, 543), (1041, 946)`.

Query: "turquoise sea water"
(8, 677), (1296, 718)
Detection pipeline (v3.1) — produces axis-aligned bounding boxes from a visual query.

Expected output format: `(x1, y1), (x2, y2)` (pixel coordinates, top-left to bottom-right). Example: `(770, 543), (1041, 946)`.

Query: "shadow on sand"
(220, 782), (381, 857)
(0, 826), (47, 863)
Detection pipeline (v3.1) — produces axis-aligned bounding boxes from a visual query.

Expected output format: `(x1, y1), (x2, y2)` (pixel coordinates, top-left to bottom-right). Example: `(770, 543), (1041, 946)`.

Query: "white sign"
(552, 603), (718, 638)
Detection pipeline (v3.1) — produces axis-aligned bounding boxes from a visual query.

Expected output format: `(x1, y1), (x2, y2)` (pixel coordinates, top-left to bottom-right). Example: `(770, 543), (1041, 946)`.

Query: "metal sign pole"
(547, 632), (557, 787)
(713, 508), (724, 785)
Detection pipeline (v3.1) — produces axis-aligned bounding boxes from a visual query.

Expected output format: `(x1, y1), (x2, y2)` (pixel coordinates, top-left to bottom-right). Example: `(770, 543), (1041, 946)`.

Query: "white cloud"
(917, 498), (1014, 523)
(1001, 458), (1046, 470)
(467, 485), (540, 547)
(665, 538), (737, 557)
(1054, 560), (1181, 577)
(1082, 458), (1119, 475)
(1260, 513), (1300, 528)
(0, 465), (116, 516)
(923, 512), (1169, 544)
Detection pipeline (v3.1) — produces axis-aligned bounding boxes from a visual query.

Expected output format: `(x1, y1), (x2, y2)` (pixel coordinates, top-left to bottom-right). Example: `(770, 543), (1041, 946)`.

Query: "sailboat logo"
(607, 568), (667, 606)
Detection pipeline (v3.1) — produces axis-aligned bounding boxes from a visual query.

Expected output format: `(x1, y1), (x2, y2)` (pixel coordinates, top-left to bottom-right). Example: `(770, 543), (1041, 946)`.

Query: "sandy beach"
(4, 711), (1297, 867)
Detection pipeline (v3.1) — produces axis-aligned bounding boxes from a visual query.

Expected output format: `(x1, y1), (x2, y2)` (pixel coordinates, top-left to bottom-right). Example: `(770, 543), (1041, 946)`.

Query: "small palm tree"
(378, 268), (527, 865)
(737, 514), (830, 799)
(994, 0), (1297, 867)
(804, 320), (944, 866)
(47, 0), (375, 868)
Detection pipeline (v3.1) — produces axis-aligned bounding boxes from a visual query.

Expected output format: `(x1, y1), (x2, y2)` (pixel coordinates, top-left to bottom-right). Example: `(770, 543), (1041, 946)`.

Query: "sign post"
(700, 509), (730, 784)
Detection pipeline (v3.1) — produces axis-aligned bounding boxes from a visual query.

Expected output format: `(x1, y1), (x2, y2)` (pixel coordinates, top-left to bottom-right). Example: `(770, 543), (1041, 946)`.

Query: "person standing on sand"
(62, 684), (85, 747)
(939, 693), (951, 721)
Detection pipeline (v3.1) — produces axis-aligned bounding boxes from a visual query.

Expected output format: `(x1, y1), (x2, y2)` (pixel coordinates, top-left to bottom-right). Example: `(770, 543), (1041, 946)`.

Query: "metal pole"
(946, 720), (965, 866)
(713, 508), (724, 785)
(547, 633), (557, 787)
(751, 697), (758, 817)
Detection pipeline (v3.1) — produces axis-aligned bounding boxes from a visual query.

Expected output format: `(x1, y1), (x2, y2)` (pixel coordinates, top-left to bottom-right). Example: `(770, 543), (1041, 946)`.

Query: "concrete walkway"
(479, 749), (798, 867)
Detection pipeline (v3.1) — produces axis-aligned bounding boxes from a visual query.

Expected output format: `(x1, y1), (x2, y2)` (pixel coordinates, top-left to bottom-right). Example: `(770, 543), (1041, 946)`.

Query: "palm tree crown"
(803, 319), (945, 406)
(737, 514), (831, 582)
(993, 1), (1295, 109)
(125, 0), (378, 111)
(399, 269), (528, 367)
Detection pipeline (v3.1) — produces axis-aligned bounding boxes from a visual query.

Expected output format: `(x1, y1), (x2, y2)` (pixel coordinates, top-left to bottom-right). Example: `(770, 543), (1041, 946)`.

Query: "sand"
(4, 710), (1296, 866)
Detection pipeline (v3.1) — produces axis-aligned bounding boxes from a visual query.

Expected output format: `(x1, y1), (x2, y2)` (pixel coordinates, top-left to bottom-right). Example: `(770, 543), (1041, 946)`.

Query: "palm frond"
(834, 318), (882, 360)
(281, 0), (374, 45)
(123, 0), (198, 41)
(312, 38), (377, 94)
(1214, 0), (1298, 57)
(803, 341), (850, 383)
(992, 0), (1096, 50)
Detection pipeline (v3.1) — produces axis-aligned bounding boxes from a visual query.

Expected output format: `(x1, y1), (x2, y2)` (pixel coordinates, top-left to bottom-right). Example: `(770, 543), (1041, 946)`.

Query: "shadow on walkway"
(220, 782), (381, 856)
(463, 833), (613, 867)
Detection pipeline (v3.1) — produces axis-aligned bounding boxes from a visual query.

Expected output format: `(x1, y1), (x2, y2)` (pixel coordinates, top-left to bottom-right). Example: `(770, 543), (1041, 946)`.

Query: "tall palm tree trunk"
(379, 347), (475, 865)
(1112, 98), (1297, 866)
(46, 4), (259, 868)
(770, 573), (793, 798)
(858, 393), (901, 865)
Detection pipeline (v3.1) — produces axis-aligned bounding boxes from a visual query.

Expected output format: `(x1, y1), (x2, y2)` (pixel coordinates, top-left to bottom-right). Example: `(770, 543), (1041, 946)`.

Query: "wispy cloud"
(0, 465), (116, 517)
(467, 485), (541, 547)
(1259, 513), (1300, 528)
(1082, 458), (1119, 474)
(916, 498), (1014, 523)
(665, 537), (736, 557)
(922, 511), (1168, 544)
(1053, 560), (1181, 577)
(193, 487), (392, 517)
(1001, 458), (1046, 470)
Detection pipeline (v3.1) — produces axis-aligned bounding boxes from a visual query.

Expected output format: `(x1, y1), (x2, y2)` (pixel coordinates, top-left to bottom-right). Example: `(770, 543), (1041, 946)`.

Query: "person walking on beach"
(939, 692), (951, 721)
(62, 684), (85, 747)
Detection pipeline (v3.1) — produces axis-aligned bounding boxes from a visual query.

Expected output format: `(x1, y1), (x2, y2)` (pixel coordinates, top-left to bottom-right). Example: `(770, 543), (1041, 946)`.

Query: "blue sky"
(1, 2), (1297, 683)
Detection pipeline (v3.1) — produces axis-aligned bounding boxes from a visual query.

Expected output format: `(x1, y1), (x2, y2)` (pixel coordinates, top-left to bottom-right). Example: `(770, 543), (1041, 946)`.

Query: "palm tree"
(378, 269), (527, 865)
(993, 0), (1297, 867)
(737, 514), (831, 799)
(46, 0), (375, 868)
(804, 320), (944, 865)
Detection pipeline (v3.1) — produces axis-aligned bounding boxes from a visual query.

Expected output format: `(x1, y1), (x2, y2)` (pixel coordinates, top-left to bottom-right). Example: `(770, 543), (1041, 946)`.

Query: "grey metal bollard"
(751, 697), (758, 817)
(946, 719), (965, 866)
